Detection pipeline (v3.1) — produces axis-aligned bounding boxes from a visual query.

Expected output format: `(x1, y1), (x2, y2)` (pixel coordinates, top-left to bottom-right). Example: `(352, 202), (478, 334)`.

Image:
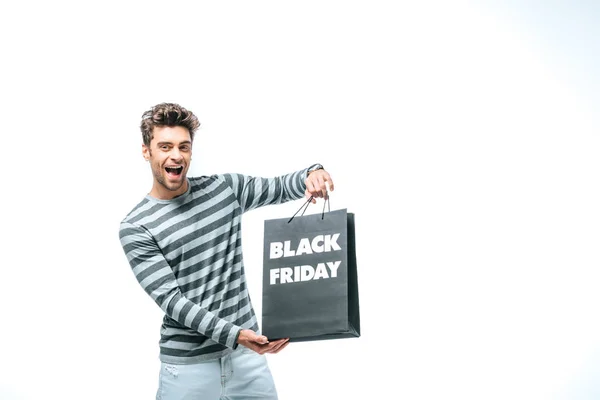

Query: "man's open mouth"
(165, 166), (184, 177)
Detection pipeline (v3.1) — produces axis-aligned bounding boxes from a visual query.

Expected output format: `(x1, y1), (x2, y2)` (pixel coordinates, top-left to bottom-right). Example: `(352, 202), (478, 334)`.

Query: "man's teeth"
(166, 166), (183, 173)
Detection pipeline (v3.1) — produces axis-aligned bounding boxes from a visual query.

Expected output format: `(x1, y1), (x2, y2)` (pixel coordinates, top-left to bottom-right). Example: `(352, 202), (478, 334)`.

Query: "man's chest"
(149, 200), (242, 269)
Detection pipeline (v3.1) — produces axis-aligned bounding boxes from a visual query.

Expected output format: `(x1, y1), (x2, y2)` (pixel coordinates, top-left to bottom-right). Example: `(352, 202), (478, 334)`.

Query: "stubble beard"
(152, 162), (186, 192)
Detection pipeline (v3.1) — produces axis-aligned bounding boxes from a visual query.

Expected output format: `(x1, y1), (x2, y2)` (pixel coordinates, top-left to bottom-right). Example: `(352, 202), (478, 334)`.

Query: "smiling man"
(119, 103), (333, 399)
(144, 124), (191, 197)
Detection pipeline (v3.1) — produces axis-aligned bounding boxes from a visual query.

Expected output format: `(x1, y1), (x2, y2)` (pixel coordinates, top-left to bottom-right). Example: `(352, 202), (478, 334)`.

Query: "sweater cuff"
(230, 327), (243, 350)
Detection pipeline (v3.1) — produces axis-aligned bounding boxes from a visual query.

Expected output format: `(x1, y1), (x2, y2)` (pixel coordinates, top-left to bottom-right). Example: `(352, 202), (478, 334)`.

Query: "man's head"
(140, 103), (200, 199)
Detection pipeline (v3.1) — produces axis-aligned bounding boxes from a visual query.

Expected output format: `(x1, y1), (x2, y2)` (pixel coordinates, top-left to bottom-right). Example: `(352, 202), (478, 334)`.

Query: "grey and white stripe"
(119, 165), (320, 364)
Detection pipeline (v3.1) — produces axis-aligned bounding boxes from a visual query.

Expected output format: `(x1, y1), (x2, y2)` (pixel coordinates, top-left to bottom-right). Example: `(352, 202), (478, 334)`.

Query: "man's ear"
(142, 144), (151, 161)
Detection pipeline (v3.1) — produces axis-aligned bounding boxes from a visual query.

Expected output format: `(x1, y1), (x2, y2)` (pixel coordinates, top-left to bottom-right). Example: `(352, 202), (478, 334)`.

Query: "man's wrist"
(307, 164), (324, 176)
(233, 328), (243, 349)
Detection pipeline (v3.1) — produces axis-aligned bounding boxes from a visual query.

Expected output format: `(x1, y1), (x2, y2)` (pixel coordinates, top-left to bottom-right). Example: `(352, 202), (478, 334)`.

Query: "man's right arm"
(237, 329), (290, 355)
(119, 221), (241, 349)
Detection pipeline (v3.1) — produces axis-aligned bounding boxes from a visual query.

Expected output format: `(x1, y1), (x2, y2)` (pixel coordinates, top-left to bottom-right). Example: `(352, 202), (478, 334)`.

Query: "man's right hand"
(237, 329), (290, 355)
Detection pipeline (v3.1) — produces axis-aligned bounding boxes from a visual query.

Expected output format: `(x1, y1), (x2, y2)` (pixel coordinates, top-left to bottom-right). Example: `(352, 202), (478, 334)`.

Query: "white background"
(1, 1), (599, 399)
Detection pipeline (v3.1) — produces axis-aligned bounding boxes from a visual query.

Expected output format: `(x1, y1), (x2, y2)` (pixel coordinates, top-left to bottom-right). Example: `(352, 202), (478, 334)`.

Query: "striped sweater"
(119, 165), (320, 364)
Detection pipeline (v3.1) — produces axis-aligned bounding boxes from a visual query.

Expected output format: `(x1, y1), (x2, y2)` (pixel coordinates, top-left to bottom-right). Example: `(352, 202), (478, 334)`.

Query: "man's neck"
(149, 179), (189, 200)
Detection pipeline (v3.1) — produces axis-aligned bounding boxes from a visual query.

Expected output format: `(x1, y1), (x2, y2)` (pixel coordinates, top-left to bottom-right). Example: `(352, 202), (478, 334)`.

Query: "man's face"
(142, 125), (192, 199)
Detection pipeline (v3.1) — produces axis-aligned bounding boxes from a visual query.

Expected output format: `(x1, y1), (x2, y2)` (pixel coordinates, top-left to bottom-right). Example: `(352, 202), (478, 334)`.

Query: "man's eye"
(181, 146), (189, 151)
(161, 145), (169, 150)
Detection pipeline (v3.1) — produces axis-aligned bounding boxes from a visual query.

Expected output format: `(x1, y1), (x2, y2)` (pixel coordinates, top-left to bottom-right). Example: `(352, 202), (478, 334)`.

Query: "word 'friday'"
(269, 261), (341, 285)
(269, 234), (341, 259)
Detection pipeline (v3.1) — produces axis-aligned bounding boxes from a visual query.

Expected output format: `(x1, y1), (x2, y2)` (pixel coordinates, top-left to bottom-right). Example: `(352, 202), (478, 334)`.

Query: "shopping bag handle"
(288, 195), (331, 223)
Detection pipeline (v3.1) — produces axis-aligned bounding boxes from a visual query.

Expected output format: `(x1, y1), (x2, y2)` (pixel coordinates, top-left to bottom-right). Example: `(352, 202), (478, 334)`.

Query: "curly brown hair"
(140, 103), (201, 147)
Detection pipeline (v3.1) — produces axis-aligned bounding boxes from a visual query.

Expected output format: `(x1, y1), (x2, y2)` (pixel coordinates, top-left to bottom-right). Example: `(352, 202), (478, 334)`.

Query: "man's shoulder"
(189, 174), (218, 185)
(120, 196), (151, 227)
(188, 173), (230, 182)
(188, 174), (232, 191)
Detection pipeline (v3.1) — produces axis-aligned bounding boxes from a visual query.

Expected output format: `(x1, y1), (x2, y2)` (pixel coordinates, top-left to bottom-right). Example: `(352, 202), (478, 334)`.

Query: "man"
(119, 103), (333, 399)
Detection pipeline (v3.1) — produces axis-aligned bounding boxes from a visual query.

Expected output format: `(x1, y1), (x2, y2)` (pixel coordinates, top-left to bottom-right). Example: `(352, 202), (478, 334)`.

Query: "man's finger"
(269, 338), (288, 351)
(249, 334), (269, 344)
(306, 180), (319, 203)
(257, 335), (269, 344)
(316, 175), (327, 198)
(265, 339), (288, 354)
(324, 174), (334, 191)
(270, 340), (290, 354)
(306, 179), (316, 196)
(252, 338), (284, 354)
(305, 190), (316, 203)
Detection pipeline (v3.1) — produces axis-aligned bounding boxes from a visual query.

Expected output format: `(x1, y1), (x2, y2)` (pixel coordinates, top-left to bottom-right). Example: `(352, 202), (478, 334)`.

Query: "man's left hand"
(305, 169), (334, 203)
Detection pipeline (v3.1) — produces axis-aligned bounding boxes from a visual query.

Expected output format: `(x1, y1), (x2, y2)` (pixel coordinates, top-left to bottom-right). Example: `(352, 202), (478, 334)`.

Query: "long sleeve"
(119, 221), (242, 349)
(222, 163), (323, 213)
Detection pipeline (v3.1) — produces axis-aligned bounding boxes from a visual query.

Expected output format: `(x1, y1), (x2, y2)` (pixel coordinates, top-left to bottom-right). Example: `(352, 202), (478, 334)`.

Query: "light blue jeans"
(156, 346), (278, 400)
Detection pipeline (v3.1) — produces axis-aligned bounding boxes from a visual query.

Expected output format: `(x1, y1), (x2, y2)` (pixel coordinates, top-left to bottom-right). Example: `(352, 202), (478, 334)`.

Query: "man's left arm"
(222, 164), (334, 212)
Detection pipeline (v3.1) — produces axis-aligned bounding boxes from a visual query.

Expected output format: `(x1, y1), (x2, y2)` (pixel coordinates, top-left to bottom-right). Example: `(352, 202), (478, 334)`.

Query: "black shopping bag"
(261, 200), (360, 342)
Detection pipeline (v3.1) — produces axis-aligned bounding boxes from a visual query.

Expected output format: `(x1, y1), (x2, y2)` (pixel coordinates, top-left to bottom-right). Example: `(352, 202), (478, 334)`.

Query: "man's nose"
(170, 148), (183, 161)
